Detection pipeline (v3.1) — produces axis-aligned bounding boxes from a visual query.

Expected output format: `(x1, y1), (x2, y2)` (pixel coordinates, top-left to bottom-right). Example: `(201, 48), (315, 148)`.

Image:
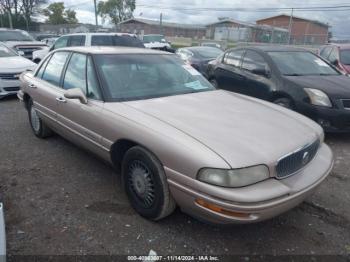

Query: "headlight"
(197, 165), (270, 188)
(304, 88), (332, 107)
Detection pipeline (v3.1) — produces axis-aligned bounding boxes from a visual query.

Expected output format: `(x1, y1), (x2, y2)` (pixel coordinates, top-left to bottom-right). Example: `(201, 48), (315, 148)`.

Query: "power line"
(136, 4), (350, 12)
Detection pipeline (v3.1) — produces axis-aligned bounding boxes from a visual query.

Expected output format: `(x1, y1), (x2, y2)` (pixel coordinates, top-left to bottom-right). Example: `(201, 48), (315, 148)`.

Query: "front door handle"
(28, 83), (36, 89)
(56, 97), (67, 103)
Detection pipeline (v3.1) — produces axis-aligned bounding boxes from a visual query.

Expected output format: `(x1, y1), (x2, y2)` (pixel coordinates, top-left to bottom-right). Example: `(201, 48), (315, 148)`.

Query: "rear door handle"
(28, 83), (36, 89)
(56, 97), (67, 103)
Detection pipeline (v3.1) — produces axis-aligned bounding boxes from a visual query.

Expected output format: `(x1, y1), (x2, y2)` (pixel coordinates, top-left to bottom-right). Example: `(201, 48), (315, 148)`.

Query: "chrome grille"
(276, 140), (320, 179)
(0, 73), (20, 80)
(16, 46), (42, 60)
(341, 99), (350, 109)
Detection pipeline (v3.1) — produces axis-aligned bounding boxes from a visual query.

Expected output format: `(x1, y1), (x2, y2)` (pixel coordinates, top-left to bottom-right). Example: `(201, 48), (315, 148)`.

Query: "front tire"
(122, 146), (176, 220)
(28, 99), (53, 138)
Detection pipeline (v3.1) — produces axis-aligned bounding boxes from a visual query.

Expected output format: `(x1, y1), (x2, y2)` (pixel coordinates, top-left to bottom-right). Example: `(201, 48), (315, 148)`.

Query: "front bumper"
(0, 80), (21, 98)
(165, 143), (333, 224)
(296, 101), (350, 132)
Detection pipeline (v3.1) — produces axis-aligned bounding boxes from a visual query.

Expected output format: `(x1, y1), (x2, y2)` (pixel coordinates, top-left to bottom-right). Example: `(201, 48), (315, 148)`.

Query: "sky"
(58, 0), (350, 40)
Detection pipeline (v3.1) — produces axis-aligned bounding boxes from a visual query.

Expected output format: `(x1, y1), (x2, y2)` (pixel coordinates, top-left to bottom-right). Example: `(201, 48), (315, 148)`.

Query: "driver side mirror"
(331, 59), (339, 66)
(252, 67), (271, 78)
(64, 88), (87, 104)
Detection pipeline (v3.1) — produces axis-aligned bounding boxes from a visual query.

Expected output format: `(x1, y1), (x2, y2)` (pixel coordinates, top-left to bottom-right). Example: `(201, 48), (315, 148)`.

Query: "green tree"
(98, 0), (135, 26)
(43, 2), (78, 24)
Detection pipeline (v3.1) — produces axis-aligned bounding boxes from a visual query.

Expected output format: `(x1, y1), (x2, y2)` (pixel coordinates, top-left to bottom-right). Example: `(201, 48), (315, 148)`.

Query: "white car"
(0, 28), (47, 60)
(142, 34), (172, 51)
(0, 42), (37, 99)
(32, 33), (144, 63)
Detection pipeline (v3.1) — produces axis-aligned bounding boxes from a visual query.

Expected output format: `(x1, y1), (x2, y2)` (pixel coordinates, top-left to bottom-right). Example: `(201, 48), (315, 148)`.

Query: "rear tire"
(28, 99), (53, 138)
(273, 97), (294, 110)
(122, 146), (176, 220)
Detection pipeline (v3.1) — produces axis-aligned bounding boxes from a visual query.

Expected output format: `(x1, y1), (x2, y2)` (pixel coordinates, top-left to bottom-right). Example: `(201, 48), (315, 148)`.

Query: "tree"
(98, 0), (135, 26)
(0, 0), (47, 29)
(43, 2), (78, 24)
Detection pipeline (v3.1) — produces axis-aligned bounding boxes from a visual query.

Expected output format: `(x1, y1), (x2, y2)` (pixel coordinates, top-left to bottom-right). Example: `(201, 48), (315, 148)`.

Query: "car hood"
(0, 56), (36, 71)
(4, 41), (47, 48)
(284, 75), (350, 99)
(123, 90), (320, 168)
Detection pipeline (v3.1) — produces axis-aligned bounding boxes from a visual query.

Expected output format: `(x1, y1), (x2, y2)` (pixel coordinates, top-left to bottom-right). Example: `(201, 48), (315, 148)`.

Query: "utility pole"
(8, 12), (13, 29)
(288, 8), (294, 45)
(93, 0), (98, 27)
(160, 13), (163, 35)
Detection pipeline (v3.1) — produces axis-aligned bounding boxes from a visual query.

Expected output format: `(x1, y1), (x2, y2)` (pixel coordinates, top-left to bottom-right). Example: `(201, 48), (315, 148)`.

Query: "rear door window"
(91, 35), (114, 46)
(69, 35), (86, 47)
(42, 52), (70, 86)
(242, 50), (269, 73)
(223, 50), (244, 67)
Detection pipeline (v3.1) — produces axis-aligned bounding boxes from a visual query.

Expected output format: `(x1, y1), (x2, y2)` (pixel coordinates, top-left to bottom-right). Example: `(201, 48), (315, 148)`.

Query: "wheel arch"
(23, 93), (32, 110)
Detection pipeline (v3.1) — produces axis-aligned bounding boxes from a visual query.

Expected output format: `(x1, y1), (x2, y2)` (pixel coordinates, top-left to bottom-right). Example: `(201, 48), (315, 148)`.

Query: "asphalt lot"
(0, 96), (350, 257)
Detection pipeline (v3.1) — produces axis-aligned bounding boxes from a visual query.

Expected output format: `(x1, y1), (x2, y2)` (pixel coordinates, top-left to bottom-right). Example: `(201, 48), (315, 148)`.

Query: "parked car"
(200, 42), (222, 50)
(207, 46), (350, 132)
(0, 42), (37, 99)
(0, 202), (5, 262)
(32, 33), (145, 63)
(0, 28), (47, 60)
(142, 34), (174, 52)
(176, 46), (223, 77)
(319, 44), (350, 75)
(18, 47), (333, 224)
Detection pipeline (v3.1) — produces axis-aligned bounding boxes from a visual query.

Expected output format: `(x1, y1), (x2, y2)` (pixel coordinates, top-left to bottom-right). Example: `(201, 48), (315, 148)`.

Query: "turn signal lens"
(195, 199), (251, 218)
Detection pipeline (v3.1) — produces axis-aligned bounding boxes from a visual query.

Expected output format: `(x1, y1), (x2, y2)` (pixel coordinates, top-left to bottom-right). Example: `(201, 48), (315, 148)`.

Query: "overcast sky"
(59, 0), (350, 39)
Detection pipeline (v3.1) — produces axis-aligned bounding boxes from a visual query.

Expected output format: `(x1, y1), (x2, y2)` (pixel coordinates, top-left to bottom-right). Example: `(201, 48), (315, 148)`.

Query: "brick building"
(256, 14), (330, 45)
(118, 18), (206, 39)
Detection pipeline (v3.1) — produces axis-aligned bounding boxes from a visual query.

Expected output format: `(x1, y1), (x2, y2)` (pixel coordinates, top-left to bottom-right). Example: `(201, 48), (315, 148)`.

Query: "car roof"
(57, 46), (171, 55)
(231, 45), (309, 52)
(61, 32), (137, 37)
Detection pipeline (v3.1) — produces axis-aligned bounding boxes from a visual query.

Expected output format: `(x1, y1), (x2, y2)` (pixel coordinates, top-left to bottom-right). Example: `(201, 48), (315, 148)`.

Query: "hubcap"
(30, 106), (41, 132)
(128, 160), (155, 208)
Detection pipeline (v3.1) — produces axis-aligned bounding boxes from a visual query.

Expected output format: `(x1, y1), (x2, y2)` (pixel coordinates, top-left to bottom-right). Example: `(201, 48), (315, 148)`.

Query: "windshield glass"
(143, 35), (165, 43)
(268, 51), (339, 76)
(0, 30), (35, 42)
(194, 47), (223, 59)
(94, 54), (215, 101)
(340, 50), (350, 65)
(0, 44), (17, 57)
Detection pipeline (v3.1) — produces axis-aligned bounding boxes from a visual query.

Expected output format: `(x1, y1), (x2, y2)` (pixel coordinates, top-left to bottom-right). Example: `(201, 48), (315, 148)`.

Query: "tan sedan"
(18, 47), (334, 224)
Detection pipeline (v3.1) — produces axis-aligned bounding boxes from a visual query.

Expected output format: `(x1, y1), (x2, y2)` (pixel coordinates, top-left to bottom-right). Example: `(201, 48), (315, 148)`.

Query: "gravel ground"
(0, 97), (350, 258)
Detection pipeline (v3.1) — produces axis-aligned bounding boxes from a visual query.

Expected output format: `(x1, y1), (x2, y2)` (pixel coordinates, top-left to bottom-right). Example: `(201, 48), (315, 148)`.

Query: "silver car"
(18, 47), (333, 224)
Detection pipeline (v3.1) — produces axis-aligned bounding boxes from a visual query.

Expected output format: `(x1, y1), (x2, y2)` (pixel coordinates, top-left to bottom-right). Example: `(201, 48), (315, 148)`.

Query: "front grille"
(3, 87), (20, 92)
(276, 140), (320, 179)
(16, 46), (42, 60)
(0, 73), (20, 80)
(341, 99), (350, 109)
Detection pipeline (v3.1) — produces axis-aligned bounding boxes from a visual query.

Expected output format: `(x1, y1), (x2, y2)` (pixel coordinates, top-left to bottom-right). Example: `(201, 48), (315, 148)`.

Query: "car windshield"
(268, 51), (339, 76)
(340, 50), (350, 65)
(94, 54), (215, 101)
(194, 48), (223, 59)
(143, 35), (165, 43)
(0, 30), (35, 41)
(0, 44), (17, 57)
